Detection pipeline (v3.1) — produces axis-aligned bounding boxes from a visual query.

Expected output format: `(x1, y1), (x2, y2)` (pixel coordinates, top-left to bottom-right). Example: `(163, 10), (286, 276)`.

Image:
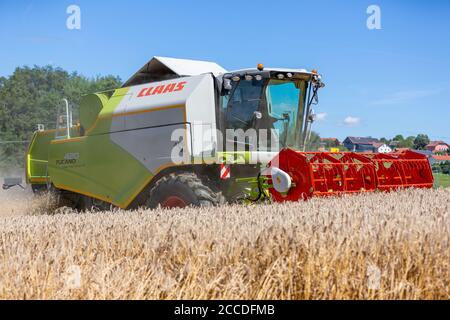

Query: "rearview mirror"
(223, 78), (232, 91)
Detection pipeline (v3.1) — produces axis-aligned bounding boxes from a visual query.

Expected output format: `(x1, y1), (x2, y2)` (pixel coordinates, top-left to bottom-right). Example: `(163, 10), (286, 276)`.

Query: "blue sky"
(0, 0), (449, 141)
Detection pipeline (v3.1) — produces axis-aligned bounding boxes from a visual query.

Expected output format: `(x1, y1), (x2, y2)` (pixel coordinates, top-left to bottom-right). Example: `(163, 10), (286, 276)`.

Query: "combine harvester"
(24, 57), (434, 210)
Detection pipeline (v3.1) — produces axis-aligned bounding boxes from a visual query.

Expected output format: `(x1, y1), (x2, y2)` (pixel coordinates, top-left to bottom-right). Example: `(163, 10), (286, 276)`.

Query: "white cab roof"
(155, 56), (227, 76)
(123, 56), (227, 87)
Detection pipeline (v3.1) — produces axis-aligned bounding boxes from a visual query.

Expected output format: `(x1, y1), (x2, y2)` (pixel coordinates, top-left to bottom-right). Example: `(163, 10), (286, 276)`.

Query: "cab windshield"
(222, 78), (307, 150)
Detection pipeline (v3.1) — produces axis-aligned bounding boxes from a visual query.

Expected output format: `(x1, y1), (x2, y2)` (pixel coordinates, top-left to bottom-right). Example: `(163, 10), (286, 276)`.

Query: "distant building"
(343, 137), (380, 152)
(425, 141), (449, 153)
(373, 143), (392, 153)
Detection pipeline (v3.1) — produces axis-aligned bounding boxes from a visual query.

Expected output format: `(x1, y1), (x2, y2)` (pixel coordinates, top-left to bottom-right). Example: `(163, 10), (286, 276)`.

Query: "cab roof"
(123, 56), (227, 87)
(122, 56), (318, 87)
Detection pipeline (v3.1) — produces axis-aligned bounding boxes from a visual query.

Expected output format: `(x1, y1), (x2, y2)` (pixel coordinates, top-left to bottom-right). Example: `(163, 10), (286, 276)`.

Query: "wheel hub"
(161, 196), (187, 208)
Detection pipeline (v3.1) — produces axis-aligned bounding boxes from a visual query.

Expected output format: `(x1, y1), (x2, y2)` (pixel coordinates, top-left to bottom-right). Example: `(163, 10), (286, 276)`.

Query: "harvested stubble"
(0, 188), (449, 299)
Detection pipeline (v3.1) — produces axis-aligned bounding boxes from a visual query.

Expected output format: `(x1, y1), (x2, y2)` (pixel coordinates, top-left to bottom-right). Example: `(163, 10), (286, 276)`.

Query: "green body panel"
(79, 92), (109, 131)
(27, 87), (154, 208)
(48, 87), (153, 208)
(27, 131), (52, 183)
(27, 126), (81, 184)
(86, 88), (128, 135)
(48, 134), (152, 208)
(217, 151), (251, 164)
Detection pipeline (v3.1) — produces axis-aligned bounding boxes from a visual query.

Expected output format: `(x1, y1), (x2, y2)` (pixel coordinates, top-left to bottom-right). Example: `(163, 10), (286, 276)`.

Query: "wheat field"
(0, 187), (448, 299)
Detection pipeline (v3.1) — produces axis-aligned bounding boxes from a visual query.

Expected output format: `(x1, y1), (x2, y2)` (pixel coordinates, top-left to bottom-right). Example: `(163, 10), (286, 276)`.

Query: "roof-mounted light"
(257, 63), (264, 71)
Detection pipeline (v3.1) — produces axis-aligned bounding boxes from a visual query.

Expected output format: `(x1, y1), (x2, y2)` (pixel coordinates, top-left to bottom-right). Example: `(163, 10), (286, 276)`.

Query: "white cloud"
(371, 89), (441, 106)
(343, 116), (360, 126)
(315, 112), (327, 121)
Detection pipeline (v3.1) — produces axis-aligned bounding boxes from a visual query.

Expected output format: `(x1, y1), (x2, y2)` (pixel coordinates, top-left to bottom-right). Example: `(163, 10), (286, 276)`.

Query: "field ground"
(434, 173), (450, 188)
(0, 187), (449, 299)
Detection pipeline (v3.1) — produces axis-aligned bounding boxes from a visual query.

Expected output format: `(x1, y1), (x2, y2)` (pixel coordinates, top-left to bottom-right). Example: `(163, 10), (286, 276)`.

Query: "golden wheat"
(0, 188), (448, 299)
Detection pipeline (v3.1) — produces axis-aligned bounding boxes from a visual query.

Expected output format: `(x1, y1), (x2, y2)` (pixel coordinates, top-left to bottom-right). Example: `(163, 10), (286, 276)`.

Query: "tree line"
(0, 65), (121, 174)
(379, 134), (436, 151)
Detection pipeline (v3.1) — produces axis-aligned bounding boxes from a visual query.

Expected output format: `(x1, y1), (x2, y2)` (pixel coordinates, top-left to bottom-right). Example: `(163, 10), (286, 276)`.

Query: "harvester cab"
(24, 56), (433, 210)
(218, 65), (324, 153)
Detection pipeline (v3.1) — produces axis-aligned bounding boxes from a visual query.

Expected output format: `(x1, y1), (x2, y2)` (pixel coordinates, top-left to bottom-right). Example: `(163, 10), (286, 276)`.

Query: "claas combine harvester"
(23, 57), (434, 210)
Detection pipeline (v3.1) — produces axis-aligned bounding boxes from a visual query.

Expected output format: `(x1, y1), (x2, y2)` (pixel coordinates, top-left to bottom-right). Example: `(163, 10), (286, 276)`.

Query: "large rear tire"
(147, 172), (225, 209)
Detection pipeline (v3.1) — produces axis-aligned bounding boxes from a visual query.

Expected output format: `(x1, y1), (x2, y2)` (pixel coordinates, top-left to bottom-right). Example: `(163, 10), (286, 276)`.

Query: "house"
(343, 137), (380, 152)
(372, 143), (392, 153)
(425, 141), (449, 153)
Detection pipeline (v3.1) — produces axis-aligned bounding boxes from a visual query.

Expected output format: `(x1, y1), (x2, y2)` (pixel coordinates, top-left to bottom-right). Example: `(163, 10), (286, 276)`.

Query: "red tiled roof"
(426, 141), (449, 147)
(432, 155), (450, 161)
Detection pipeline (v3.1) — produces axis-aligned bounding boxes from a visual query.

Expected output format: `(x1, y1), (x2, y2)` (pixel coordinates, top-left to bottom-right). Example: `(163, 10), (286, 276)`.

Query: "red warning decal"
(220, 163), (231, 180)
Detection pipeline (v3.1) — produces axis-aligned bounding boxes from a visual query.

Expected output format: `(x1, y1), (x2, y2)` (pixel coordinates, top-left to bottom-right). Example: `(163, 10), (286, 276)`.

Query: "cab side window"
(224, 80), (264, 130)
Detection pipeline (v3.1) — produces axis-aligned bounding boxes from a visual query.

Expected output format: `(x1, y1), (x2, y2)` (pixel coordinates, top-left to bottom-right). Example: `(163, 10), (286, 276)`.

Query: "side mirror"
(223, 78), (232, 91)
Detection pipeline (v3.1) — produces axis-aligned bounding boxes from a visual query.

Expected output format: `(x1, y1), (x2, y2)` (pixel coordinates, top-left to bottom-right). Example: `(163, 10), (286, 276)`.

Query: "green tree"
(398, 136), (415, 148)
(0, 65), (121, 173)
(413, 134), (430, 150)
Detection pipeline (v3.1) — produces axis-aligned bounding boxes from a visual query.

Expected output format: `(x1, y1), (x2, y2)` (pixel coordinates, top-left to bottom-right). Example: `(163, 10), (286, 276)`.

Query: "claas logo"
(137, 81), (187, 97)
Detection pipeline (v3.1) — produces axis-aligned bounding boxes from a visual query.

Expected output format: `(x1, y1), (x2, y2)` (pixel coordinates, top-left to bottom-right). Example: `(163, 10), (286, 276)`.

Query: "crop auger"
(264, 148), (433, 202)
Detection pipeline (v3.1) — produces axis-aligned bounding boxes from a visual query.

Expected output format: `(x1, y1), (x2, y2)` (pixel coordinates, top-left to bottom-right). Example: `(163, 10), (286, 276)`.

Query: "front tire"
(147, 172), (225, 209)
